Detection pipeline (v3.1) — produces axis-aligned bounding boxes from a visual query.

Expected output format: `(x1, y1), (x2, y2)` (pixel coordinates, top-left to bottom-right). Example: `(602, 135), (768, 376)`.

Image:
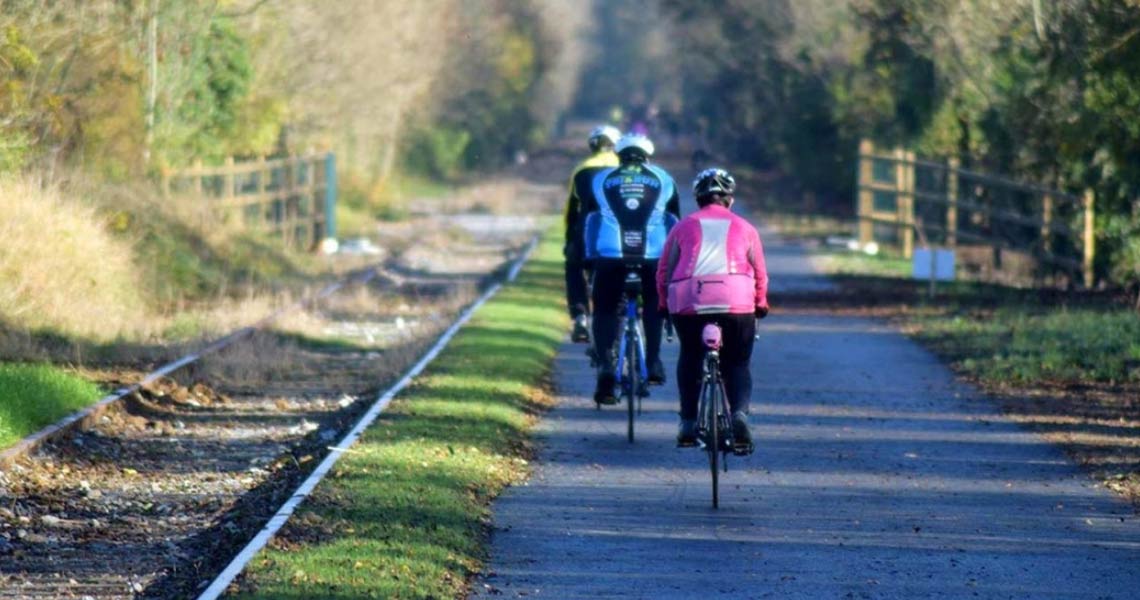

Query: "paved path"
(470, 232), (1140, 599)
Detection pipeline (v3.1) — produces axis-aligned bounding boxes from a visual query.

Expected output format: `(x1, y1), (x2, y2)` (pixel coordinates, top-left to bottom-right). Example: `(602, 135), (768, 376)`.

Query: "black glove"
(755, 306), (769, 320)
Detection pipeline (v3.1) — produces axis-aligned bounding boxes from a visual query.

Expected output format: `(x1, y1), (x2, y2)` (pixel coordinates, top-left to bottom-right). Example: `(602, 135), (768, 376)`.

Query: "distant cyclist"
(655, 168), (769, 450)
(582, 133), (681, 404)
(564, 124), (621, 343)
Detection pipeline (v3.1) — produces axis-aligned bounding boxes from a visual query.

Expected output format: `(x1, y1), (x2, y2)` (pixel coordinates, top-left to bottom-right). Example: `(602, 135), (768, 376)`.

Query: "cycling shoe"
(676, 419), (698, 447)
(731, 411), (754, 455)
(594, 369), (618, 405)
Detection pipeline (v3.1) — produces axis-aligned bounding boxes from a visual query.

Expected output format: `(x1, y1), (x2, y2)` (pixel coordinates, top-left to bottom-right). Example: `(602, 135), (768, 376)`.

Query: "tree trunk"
(374, 117), (404, 187)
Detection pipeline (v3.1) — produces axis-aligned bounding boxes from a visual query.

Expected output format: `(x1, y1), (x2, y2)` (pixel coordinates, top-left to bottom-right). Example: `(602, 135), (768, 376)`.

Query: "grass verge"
(811, 248), (911, 279)
(229, 233), (566, 599)
(0, 363), (103, 448)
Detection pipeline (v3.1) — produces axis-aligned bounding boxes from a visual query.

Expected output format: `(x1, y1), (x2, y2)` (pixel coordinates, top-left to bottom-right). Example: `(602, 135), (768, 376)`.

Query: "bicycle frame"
(699, 351), (733, 452)
(696, 324), (733, 508)
(614, 295), (648, 396)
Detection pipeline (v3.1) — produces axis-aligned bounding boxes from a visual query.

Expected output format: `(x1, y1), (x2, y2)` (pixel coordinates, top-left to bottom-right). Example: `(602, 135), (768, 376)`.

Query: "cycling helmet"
(615, 133), (655, 163)
(588, 125), (621, 151)
(692, 167), (736, 198)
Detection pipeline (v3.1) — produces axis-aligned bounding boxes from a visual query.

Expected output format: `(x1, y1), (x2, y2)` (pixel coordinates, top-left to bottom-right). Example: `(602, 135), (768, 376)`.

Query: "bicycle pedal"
(732, 442), (755, 456)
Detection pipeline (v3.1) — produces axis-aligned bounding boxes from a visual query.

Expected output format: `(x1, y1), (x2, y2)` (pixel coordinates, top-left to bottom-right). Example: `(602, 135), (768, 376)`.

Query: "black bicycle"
(696, 323), (735, 508)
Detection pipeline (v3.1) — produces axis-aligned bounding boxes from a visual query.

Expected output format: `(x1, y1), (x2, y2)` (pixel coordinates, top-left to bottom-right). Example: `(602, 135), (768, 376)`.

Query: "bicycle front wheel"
(708, 389), (719, 509)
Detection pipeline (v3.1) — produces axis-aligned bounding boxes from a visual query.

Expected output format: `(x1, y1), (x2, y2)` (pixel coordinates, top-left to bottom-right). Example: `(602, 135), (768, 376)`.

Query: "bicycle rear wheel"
(625, 331), (638, 443)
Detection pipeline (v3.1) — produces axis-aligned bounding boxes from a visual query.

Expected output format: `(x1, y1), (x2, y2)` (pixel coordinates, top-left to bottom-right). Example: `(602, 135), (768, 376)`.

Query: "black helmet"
(692, 167), (736, 198)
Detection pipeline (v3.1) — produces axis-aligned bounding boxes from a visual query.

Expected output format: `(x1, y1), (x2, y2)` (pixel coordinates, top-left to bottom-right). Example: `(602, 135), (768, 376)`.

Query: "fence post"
(907, 150), (917, 257)
(857, 139), (873, 247)
(1040, 193), (1053, 255)
(253, 156), (266, 230)
(223, 156), (235, 199)
(1083, 189), (1095, 288)
(324, 152), (337, 241)
(946, 157), (959, 247)
(896, 148), (915, 258)
(192, 159), (203, 196)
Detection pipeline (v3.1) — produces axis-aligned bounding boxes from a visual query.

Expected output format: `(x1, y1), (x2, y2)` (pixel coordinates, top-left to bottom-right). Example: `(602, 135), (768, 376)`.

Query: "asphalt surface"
(469, 231), (1140, 599)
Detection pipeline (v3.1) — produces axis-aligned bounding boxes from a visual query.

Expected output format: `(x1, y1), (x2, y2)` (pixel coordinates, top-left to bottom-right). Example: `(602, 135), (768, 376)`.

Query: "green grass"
(0, 363), (104, 448)
(335, 201), (377, 238)
(231, 233), (566, 599)
(914, 309), (1140, 385)
(812, 248), (912, 278)
(765, 211), (853, 240)
(131, 216), (320, 308)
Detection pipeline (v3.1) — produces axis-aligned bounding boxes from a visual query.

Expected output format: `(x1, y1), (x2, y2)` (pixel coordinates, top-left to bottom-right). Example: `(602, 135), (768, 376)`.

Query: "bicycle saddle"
(702, 324), (722, 350)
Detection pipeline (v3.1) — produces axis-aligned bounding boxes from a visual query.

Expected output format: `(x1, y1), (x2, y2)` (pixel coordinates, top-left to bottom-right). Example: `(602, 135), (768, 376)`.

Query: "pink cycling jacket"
(655, 204), (769, 315)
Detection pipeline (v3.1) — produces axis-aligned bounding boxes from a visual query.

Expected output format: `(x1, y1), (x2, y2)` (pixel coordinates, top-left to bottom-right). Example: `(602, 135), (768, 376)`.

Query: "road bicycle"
(696, 323), (742, 509)
(615, 270), (649, 443)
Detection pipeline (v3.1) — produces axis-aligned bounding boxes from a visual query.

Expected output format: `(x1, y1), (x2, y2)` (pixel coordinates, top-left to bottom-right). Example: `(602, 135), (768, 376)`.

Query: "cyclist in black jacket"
(564, 125), (620, 343)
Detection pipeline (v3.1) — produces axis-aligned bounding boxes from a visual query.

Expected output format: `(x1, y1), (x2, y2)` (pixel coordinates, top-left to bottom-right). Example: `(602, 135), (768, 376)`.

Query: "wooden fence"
(855, 139), (1095, 287)
(161, 153), (337, 250)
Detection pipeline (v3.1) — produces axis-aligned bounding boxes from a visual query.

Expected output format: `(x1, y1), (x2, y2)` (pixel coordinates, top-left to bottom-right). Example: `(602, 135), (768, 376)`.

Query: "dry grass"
(0, 171), (342, 361)
(0, 175), (148, 340)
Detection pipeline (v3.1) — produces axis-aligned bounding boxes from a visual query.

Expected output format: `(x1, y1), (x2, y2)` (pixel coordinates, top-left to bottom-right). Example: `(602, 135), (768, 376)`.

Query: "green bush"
(404, 126), (471, 179)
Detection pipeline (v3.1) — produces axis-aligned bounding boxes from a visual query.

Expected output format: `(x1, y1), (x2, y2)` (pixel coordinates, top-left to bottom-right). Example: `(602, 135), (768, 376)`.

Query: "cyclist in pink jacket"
(655, 168), (769, 449)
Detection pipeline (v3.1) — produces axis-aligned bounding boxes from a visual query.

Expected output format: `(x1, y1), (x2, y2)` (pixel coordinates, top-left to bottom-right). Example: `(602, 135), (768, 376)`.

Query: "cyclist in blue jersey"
(581, 133), (681, 404)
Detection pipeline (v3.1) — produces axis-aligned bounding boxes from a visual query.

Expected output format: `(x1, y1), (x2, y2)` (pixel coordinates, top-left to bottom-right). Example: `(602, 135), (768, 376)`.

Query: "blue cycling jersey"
(582, 163), (680, 261)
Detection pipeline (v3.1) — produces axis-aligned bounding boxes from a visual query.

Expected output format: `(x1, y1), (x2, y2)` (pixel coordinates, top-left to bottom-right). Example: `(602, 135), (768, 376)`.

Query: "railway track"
(0, 200), (551, 599)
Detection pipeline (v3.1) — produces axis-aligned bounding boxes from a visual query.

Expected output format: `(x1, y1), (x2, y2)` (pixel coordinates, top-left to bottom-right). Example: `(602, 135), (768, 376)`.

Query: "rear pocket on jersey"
(669, 276), (733, 314)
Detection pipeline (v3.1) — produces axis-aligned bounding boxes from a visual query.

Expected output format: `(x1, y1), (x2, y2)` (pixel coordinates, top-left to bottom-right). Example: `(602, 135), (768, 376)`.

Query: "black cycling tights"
(673, 313), (755, 421)
(590, 261), (663, 368)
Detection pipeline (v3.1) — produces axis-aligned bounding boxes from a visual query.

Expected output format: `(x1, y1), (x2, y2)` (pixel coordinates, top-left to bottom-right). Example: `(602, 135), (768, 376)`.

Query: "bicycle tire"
(626, 328), (637, 443)
(720, 381), (732, 471)
(709, 383), (720, 509)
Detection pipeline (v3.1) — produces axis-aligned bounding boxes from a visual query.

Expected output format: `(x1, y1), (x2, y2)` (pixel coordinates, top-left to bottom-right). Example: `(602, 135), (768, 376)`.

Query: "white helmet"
(588, 125), (621, 150)
(615, 133), (655, 161)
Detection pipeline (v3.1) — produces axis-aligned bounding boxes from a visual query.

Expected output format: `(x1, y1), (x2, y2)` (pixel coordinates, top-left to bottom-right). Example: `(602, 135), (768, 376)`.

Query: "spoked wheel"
(625, 341), (637, 443)
(708, 401), (720, 509)
(637, 383), (643, 416)
(721, 414), (731, 473)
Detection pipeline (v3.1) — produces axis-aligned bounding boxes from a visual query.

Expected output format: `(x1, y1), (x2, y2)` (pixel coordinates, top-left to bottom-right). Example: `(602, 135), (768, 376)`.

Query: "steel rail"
(196, 235), (539, 600)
